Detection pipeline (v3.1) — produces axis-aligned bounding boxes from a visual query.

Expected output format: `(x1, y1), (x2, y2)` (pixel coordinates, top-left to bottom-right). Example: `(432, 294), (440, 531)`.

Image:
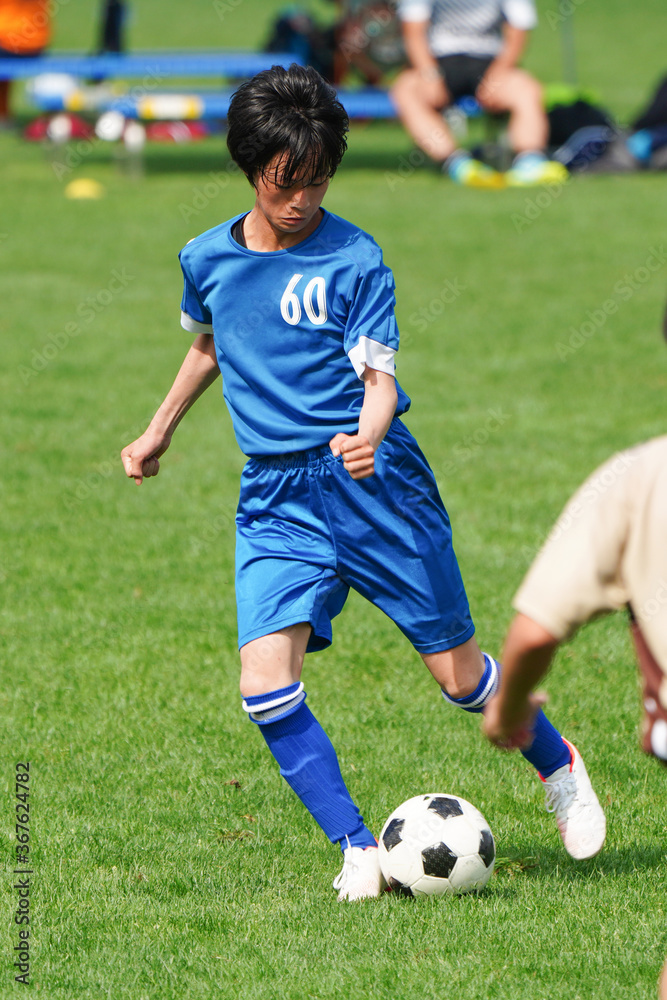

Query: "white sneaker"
(333, 845), (387, 901)
(541, 739), (606, 860)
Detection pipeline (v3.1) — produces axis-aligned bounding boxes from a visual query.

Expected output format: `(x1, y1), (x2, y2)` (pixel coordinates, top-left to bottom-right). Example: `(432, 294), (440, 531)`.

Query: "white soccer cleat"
(333, 845), (387, 901)
(541, 739), (606, 860)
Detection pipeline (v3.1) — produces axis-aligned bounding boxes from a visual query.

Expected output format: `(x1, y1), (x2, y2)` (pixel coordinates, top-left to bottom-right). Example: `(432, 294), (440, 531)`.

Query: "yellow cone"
(65, 178), (105, 200)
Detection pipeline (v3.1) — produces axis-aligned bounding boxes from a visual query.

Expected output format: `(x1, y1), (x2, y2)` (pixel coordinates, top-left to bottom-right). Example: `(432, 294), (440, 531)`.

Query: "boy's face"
(253, 155), (330, 238)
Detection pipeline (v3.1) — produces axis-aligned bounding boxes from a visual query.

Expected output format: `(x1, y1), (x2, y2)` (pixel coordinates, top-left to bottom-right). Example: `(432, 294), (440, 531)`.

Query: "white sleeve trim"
(347, 336), (396, 379)
(398, 0), (432, 22)
(501, 0), (538, 30)
(180, 309), (213, 335)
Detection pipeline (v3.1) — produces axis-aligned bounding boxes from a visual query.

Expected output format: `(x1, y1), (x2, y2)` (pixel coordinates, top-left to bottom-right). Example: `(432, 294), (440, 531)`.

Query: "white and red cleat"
(541, 739), (606, 860)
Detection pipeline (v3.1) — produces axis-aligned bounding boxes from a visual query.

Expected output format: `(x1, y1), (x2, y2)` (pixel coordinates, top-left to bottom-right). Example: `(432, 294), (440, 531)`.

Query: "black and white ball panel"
(378, 793), (495, 897)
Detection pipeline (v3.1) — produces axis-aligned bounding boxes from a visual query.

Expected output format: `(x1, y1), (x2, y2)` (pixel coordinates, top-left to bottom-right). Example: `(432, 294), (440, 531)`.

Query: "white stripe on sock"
(242, 682), (304, 716)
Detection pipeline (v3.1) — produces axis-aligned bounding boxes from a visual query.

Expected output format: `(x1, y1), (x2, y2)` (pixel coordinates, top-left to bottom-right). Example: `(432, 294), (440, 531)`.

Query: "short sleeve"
(513, 454), (633, 640)
(397, 0), (432, 22)
(179, 250), (213, 334)
(501, 0), (538, 30)
(344, 255), (399, 379)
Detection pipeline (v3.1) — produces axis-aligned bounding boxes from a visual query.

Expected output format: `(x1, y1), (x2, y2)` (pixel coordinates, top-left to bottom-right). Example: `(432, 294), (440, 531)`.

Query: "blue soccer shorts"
(235, 418), (475, 655)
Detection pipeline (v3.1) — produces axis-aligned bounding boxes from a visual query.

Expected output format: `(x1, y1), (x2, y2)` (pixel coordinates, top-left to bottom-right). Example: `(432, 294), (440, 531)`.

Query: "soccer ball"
(378, 793), (495, 897)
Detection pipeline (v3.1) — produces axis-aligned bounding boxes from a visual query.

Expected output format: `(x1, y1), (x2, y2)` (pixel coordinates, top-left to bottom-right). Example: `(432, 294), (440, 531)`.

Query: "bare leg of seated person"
(390, 68), (506, 188)
(476, 66), (568, 186)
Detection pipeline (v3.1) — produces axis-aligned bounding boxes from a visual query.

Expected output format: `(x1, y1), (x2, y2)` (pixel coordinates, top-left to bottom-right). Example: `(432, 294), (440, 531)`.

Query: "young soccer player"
(121, 64), (605, 900)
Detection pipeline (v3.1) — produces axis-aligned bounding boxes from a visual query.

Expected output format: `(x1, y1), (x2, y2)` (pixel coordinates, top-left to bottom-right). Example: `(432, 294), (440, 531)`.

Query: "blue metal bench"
(28, 84), (486, 124)
(11, 50), (487, 124)
(30, 85), (400, 121)
(0, 50), (301, 81)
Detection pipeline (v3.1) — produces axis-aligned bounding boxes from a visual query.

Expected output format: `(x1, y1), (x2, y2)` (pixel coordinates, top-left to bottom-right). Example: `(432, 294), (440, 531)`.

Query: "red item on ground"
(23, 114), (94, 141)
(145, 120), (210, 142)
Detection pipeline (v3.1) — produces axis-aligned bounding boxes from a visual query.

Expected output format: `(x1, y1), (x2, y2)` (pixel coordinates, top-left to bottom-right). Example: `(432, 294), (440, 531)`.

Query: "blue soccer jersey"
(179, 209), (411, 457)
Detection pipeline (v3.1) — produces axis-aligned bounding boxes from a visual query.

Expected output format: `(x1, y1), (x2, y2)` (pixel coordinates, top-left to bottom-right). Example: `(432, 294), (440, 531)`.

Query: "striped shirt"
(397, 0), (537, 57)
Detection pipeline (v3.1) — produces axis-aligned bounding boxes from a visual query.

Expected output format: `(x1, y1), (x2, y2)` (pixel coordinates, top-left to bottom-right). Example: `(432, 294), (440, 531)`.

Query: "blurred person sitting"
(97, 0), (127, 54)
(626, 72), (667, 168)
(564, 74), (667, 175)
(264, 7), (336, 81)
(390, 0), (568, 188)
(265, 3), (403, 87)
(332, 1), (404, 86)
(0, 0), (52, 127)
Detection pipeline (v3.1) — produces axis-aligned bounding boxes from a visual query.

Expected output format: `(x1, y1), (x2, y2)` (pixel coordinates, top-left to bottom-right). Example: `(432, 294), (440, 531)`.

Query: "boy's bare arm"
(491, 24), (528, 71)
(329, 367), (397, 480)
(482, 614), (556, 749)
(121, 333), (220, 485)
(402, 18), (441, 80)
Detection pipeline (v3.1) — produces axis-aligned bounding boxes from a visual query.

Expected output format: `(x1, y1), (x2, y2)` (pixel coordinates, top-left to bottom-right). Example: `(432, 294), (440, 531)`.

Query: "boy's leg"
(423, 637), (605, 860)
(240, 623), (309, 698)
(240, 624), (385, 899)
(423, 637), (571, 777)
(324, 422), (602, 858)
(389, 67), (457, 162)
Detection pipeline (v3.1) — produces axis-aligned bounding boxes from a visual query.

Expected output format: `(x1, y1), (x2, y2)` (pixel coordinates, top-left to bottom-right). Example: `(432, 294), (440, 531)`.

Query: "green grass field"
(2, 2), (667, 997)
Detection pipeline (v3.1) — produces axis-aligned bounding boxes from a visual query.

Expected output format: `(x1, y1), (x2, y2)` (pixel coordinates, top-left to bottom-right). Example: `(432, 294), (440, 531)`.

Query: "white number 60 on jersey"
(280, 273), (328, 326)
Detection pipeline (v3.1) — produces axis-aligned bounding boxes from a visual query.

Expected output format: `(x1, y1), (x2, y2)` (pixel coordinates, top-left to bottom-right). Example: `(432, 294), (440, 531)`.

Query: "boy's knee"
(239, 674), (265, 700)
(392, 68), (444, 107)
(515, 73), (544, 109)
(441, 676), (479, 700)
(423, 638), (485, 697)
(239, 667), (290, 700)
(390, 69), (417, 100)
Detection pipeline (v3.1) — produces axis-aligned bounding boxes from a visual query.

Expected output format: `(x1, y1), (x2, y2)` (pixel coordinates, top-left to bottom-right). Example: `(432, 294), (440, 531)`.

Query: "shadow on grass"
(494, 842), (667, 884)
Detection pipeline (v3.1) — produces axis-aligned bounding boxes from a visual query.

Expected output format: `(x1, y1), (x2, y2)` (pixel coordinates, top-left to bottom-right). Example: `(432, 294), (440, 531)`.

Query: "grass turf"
(2, 2), (667, 998)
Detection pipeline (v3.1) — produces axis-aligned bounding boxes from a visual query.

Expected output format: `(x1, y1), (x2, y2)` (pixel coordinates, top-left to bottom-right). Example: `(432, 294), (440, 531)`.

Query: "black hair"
(226, 64), (349, 187)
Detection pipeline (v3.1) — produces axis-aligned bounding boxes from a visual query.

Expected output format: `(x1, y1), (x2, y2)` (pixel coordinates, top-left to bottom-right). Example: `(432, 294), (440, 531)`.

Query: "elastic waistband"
(245, 418), (409, 471)
(246, 442), (338, 470)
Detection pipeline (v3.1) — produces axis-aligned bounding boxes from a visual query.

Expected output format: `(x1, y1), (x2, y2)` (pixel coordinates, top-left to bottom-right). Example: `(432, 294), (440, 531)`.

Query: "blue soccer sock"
(442, 653), (571, 778)
(243, 684), (376, 851)
(520, 711), (571, 778)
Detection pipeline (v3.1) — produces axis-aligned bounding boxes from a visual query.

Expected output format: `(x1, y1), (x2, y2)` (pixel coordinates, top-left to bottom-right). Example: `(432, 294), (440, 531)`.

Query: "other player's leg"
(240, 624), (385, 900)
